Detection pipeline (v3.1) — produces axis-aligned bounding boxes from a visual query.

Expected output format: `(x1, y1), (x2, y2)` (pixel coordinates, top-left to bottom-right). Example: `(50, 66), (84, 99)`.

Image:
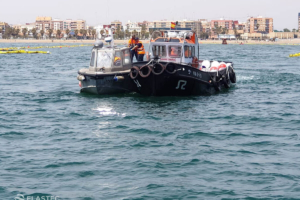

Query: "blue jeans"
(138, 54), (144, 61)
(130, 50), (138, 62)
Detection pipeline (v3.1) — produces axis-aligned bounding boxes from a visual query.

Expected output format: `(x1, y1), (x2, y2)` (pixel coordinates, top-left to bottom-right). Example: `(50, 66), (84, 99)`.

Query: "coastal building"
(21, 23), (36, 31)
(51, 19), (63, 30)
(35, 17), (52, 31)
(111, 20), (122, 30)
(125, 20), (141, 35)
(299, 13), (300, 32)
(246, 16), (273, 33)
(138, 21), (154, 32)
(211, 19), (235, 30)
(63, 19), (86, 31)
(153, 19), (197, 30)
(0, 22), (10, 33)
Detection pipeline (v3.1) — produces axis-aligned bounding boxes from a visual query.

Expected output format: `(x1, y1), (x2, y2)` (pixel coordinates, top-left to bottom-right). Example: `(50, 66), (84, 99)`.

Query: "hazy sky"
(1, 0), (299, 30)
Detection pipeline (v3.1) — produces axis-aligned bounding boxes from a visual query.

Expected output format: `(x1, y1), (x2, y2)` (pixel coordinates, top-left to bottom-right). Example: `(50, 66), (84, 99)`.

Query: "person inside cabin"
(128, 35), (138, 62)
(135, 38), (145, 61)
(170, 47), (178, 57)
(114, 51), (121, 66)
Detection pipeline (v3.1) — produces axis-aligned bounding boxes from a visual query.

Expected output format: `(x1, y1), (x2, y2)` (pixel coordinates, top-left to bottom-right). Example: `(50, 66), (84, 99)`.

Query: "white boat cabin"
(148, 30), (199, 65)
(89, 45), (132, 72)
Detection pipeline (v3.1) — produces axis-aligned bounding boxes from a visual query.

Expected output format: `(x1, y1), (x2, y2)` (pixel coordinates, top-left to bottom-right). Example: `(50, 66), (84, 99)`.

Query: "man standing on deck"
(128, 35), (138, 62)
(135, 38), (145, 61)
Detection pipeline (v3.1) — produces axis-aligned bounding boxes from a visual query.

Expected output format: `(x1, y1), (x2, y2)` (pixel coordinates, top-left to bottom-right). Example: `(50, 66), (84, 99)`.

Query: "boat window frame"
(121, 48), (132, 67)
(96, 49), (114, 68)
(184, 45), (192, 58)
(152, 45), (167, 57)
(90, 50), (96, 67)
(113, 50), (122, 67)
(191, 46), (195, 57)
(168, 45), (182, 58)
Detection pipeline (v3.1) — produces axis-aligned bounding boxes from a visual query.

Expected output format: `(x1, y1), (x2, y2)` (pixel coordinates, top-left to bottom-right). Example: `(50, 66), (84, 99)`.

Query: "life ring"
(139, 65), (152, 78)
(129, 66), (140, 79)
(192, 57), (199, 68)
(165, 63), (177, 74)
(151, 63), (165, 75)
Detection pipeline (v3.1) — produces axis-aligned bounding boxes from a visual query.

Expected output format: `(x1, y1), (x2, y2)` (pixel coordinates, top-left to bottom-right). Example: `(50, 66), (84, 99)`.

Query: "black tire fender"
(139, 65), (152, 78)
(151, 63), (165, 75)
(129, 66), (140, 79)
(165, 63), (177, 74)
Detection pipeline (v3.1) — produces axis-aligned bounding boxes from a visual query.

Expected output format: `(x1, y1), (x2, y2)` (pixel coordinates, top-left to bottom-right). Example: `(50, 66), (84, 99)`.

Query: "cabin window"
(184, 46), (189, 58)
(184, 46), (193, 58)
(90, 51), (96, 67)
(152, 45), (166, 57)
(97, 50), (113, 68)
(191, 46), (195, 57)
(168, 46), (181, 58)
(122, 49), (131, 65)
(114, 51), (122, 67)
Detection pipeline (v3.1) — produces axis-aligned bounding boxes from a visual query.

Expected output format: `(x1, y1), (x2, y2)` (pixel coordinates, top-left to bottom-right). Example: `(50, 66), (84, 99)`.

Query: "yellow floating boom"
(289, 53), (300, 57)
(0, 44), (93, 51)
(0, 50), (50, 54)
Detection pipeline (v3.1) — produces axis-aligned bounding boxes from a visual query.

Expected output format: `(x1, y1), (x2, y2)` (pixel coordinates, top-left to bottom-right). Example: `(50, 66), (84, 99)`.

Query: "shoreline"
(1, 39), (300, 45)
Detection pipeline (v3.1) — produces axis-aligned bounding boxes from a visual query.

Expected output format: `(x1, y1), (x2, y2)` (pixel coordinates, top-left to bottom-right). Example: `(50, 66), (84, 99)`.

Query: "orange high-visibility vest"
(137, 42), (145, 55)
(128, 38), (136, 47)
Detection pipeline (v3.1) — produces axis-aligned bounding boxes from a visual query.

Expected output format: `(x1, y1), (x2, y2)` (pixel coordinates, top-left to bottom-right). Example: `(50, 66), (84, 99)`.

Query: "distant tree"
(283, 28), (291, 32)
(79, 29), (84, 38)
(83, 29), (87, 39)
(100, 29), (104, 37)
(92, 29), (96, 39)
(132, 29), (138, 37)
(145, 32), (150, 39)
(214, 26), (222, 37)
(292, 28), (296, 32)
(22, 28), (28, 38)
(31, 28), (37, 39)
(255, 23), (260, 31)
(75, 29), (79, 38)
(48, 29), (53, 38)
(40, 30), (45, 38)
(221, 27), (228, 34)
(65, 29), (70, 39)
(115, 25), (122, 39)
(141, 24), (146, 39)
(56, 29), (61, 39)
(88, 28), (92, 38)
(3, 27), (13, 39)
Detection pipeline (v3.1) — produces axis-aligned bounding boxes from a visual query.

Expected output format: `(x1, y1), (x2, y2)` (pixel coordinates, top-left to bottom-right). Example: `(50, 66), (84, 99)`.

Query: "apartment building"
(125, 20), (141, 34)
(35, 17), (52, 31)
(138, 21), (154, 32)
(211, 19), (235, 30)
(51, 19), (63, 30)
(298, 13), (300, 32)
(0, 22), (9, 32)
(63, 19), (86, 30)
(111, 20), (122, 30)
(247, 17), (273, 33)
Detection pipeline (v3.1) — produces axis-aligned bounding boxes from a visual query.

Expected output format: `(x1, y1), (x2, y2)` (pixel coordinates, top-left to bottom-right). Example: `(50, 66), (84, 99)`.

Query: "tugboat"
(77, 28), (138, 95)
(129, 30), (236, 96)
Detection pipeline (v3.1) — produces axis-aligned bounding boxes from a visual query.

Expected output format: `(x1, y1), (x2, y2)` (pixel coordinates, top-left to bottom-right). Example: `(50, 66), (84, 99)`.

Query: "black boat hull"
(131, 62), (235, 96)
(78, 71), (138, 95)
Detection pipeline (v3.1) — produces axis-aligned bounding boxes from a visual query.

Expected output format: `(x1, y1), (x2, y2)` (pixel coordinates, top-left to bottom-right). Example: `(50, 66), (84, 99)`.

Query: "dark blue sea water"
(1, 43), (300, 200)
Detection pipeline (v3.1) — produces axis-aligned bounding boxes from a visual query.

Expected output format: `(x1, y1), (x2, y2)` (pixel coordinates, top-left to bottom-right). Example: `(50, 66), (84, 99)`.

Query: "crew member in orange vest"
(135, 38), (145, 61)
(128, 35), (138, 62)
